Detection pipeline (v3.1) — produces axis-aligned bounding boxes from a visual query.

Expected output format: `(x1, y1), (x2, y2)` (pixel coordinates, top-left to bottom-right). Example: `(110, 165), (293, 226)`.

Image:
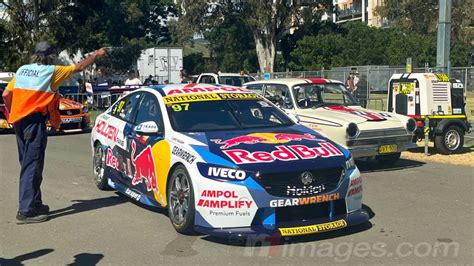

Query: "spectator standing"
(179, 67), (190, 83)
(96, 66), (111, 86)
(124, 70), (142, 86)
(2, 41), (106, 223)
(353, 71), (360, 96)
(144, 75), (155, 85)
(346, 74), (355, 93)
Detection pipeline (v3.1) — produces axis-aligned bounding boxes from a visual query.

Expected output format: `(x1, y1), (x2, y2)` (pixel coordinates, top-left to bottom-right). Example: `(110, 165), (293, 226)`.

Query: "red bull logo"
(323, 106), (388, 121)
(212, 133), (323, 149)
(131, 140), (157, 191)
(223, 143), (343, 164)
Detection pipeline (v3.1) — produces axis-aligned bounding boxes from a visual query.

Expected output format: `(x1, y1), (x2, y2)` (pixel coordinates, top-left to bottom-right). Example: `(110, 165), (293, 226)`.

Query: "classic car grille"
(59, 109), (81, 116)
(253, 167), (343, 197)
(357, 127), (408, 138)
(348, 135), (413, 147)
(276, 199), (346, 223)
(347, 127), (411, 147)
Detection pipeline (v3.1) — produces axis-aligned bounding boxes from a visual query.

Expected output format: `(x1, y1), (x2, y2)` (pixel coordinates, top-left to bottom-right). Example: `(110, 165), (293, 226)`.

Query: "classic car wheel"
(167, 165), (195, 235)
(435, 126), (463, 154)
(376, 152), (401, 166)
(93, 143), (109, 190)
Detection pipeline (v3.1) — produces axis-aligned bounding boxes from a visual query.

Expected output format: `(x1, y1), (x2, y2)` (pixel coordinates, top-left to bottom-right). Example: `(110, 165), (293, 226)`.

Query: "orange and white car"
(0, 89), (90, 133)
(48, 96), (91, 132)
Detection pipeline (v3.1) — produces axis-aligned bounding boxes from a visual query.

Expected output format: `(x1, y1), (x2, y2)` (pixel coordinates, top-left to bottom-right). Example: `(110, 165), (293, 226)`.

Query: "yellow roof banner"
(163, 93), (262, 104)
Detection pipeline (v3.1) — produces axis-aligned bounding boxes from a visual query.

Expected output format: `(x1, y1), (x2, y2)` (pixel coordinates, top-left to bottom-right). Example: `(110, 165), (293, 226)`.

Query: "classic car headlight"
(83, 107), (89, 113)
(346, 123), (359, 138)
(406, 118), (416, 132)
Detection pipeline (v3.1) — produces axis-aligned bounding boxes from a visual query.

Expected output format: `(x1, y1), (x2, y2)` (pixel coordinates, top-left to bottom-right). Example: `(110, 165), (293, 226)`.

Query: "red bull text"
(223, 143), (343, 164)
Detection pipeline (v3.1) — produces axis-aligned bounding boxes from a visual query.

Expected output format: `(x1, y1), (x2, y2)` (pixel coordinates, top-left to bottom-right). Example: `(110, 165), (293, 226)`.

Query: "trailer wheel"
(435, 126), (464, 154)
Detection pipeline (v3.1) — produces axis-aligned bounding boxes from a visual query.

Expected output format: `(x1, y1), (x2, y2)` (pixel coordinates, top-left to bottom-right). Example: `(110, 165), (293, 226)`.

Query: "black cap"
(34, 41), (57, 56)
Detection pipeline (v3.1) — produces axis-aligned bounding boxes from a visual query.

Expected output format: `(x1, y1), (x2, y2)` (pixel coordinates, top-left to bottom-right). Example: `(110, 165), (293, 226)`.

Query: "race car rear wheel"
(93, 143), (109, 190)
(167, 165), (195, 235)
(435, 126), (464, 154)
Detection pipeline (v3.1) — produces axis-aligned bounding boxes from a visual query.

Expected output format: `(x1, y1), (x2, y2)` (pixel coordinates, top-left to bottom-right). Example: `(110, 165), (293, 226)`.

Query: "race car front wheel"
(93, 143), (109, 190)
(167, 165), (196, 235)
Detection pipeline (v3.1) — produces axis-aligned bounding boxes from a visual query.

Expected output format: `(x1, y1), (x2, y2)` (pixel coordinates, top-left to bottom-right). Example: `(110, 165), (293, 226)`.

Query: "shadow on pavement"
(67, 253), (104, 266)
(0, 248), (54, 266)
(47, 196), (127, 220)
(407, 146), (474, 155)
(356, 158), (425, 173)
(160, 233), (199, 258)
(201, 204), (375, 247)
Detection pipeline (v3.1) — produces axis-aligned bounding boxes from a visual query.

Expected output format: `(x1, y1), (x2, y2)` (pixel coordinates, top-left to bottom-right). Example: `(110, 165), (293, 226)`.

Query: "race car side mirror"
(134, 121), (162, 135)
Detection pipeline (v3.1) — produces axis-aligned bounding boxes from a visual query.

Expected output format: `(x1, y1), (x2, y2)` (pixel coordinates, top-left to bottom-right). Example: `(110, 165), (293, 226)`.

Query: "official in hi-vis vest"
(2, 41), (106, 224)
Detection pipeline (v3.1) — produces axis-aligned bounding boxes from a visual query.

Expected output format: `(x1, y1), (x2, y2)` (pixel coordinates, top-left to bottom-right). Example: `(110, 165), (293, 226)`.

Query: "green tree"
(204, 13), (257, 73)
(376, 0), (473, 63)
(288, 22), (471, 70)
(175, 0), (333, 73)
(0, 0), (176, 72)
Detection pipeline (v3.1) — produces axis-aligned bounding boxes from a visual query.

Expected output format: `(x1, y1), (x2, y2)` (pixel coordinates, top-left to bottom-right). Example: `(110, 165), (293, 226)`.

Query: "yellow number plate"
(378, 144), (398, 154)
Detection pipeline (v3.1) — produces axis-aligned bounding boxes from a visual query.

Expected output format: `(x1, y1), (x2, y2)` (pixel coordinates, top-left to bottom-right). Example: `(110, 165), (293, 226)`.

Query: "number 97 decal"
(171, 103), (189, 112)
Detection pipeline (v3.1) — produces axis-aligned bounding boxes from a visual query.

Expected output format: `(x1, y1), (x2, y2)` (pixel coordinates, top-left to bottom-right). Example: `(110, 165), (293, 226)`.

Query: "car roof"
(200, 73), (252, 77)
(245, 78), (344, 87)
(148, 83), (255, 96)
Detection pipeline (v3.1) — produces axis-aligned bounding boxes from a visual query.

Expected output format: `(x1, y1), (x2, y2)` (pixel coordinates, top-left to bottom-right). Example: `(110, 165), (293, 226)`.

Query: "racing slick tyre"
(376, 152), (401, 166)
(93, 143), (109, 190)
(435, 126), (464, 154)
(167, 165), (196, 235)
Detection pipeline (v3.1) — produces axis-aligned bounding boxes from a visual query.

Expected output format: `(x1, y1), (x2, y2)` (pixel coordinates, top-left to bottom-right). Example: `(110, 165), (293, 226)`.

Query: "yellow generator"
(388, 72), (470, 154)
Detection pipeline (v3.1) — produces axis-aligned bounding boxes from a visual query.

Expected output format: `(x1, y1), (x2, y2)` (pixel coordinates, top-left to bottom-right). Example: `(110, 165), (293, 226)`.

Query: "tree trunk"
(254, 29), (276, 74)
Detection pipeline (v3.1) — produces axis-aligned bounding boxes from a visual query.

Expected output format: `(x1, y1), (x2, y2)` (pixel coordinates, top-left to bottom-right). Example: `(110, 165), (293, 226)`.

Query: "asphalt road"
(0, 132), (473, 265)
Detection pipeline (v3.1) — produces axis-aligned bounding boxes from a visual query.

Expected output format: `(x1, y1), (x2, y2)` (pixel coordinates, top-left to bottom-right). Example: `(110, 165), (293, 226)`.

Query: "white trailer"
(137, 47), (183, 84)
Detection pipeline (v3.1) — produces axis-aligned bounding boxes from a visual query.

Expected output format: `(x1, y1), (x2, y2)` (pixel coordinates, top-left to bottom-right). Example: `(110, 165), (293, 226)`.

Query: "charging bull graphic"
(323, 106), (387, 121)
(212, 133), (324, 149)
(131, 140), (157, 191)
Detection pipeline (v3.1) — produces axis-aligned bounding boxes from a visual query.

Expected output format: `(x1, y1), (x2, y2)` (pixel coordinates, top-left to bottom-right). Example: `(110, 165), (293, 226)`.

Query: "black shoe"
(16, 212), (48, 224)
(35, 204), (50, 214)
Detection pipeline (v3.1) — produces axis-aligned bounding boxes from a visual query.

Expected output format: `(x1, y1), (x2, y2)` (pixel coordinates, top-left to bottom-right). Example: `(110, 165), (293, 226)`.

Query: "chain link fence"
(252, 66), (473, 110)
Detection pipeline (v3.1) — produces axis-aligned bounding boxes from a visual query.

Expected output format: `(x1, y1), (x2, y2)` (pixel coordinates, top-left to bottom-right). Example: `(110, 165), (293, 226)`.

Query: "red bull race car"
(91, 83), (369, 237)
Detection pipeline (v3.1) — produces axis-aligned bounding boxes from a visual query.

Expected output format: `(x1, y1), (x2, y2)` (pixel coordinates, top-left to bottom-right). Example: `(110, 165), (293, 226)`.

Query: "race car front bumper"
(195, 209), (369, 238)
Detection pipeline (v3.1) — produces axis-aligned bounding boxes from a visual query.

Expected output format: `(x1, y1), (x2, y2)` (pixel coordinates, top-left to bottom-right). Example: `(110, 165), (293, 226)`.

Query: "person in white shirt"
(124, 70), (142, 86)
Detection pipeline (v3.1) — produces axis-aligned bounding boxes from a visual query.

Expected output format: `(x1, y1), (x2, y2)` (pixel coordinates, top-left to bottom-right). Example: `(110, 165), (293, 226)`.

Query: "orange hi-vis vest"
(9, 64), (56, 123)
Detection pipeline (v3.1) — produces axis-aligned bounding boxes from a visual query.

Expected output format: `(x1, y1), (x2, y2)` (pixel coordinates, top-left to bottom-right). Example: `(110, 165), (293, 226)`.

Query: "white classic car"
(244, 78), (417, 165)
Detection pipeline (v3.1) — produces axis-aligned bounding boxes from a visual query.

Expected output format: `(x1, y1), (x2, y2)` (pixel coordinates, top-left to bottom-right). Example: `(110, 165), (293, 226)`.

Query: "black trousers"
(14, 112), (47, 214)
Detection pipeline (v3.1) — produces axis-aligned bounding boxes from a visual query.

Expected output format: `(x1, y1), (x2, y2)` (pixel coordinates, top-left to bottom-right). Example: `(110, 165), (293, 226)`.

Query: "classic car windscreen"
(165, 98), (293, 132)
(293, 83), (357, 108)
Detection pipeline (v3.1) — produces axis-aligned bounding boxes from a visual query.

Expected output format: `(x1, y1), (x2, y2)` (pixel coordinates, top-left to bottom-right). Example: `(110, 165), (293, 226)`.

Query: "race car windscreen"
(166, 97), (293, 132)
(293, 83), (357, 109)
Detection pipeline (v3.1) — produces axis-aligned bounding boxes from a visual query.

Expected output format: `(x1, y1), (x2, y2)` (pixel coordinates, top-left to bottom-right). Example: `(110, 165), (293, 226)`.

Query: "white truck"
(196, 73), (255, 86)
(137, 47), (183, 84)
